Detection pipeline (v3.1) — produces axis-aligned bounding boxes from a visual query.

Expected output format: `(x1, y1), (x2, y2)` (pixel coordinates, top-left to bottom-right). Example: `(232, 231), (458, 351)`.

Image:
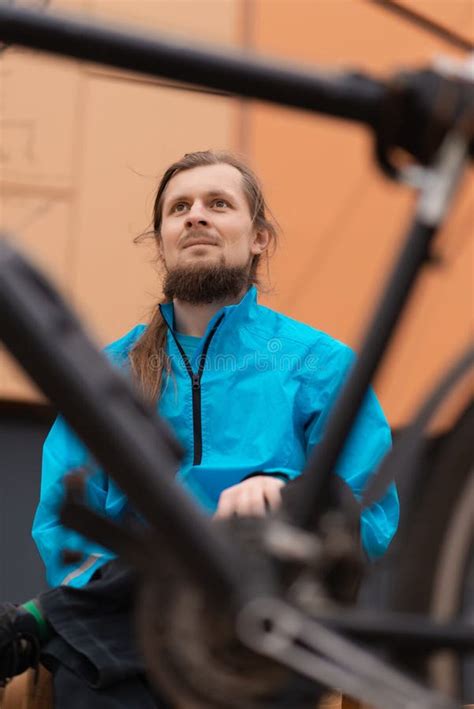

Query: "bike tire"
(389, 401), (474, 700)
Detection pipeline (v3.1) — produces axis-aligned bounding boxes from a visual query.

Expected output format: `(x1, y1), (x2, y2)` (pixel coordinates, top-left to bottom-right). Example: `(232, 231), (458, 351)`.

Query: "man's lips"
(183, 240), (218, 248)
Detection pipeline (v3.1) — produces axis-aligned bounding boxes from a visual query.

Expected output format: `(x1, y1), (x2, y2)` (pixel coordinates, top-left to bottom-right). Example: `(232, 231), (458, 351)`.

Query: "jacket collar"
(158, 285), (258, 339)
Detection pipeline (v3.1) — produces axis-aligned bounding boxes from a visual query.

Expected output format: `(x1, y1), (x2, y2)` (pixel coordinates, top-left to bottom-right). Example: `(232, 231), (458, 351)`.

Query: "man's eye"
(172, 202), (188, 213)
(213, 199), (229, 208)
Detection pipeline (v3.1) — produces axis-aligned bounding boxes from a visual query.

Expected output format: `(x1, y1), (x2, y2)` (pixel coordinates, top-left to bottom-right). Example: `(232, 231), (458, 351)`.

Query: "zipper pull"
(192, 373), (200, 389)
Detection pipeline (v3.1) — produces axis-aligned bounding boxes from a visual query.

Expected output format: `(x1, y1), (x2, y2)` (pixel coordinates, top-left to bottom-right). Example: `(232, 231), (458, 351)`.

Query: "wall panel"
(0, 48), (82, 400)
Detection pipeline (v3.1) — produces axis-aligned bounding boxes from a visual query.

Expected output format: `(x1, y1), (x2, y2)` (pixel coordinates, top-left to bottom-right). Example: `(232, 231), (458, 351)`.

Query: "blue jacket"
(33, 286), (399, 587)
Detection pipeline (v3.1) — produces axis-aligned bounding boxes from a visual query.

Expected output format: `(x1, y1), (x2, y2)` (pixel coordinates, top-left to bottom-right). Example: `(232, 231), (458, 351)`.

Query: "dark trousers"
(39, 560), (170, 709)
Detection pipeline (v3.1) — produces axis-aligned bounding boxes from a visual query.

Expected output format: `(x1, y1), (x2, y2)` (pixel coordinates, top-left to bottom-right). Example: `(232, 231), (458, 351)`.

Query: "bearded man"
(2, 151), (398, 708)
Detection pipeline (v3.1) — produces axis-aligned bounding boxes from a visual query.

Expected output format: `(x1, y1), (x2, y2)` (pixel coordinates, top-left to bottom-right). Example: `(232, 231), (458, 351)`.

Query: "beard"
(162, 257), (253, 304)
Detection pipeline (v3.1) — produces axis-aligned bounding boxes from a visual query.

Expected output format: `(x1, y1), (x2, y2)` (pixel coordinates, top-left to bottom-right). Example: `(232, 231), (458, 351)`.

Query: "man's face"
(158, 163), (267, 272)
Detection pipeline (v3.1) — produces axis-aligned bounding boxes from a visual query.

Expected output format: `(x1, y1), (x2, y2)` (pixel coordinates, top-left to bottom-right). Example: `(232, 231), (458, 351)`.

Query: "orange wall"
(1, 0), (472, 429)
(249, 0), (473, 428)
(0, 0), (243, 400)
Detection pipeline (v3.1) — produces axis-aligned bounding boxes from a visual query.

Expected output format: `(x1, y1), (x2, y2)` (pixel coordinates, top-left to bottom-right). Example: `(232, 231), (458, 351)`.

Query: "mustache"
(181, 232), (219, 248)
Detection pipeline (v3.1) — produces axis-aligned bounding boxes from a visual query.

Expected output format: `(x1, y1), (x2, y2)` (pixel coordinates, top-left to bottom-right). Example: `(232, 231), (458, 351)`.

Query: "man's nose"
(185, 203), (209, 228)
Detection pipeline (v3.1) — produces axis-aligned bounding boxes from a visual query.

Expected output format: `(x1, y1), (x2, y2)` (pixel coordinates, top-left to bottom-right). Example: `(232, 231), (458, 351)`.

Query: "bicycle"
(0, 4), (472, 708)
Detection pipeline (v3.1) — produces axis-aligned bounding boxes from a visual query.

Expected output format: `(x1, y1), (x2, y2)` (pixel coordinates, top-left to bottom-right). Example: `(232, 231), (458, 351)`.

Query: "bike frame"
(0, 5), (472, 707)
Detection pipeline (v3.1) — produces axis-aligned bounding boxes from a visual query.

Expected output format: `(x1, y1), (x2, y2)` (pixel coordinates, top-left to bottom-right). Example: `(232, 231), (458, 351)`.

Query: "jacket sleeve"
(31, 328), (147, 588)
(301, 341), (399, 560)
(32, 415), (116, 588)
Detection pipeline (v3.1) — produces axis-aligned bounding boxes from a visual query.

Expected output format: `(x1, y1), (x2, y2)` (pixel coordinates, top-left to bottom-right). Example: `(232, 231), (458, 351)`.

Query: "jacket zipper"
(168, 314), (224, 466)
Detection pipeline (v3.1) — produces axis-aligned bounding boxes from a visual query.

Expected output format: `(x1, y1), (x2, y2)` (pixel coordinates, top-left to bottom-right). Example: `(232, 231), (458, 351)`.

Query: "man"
(34, 150), (398, 590)
(2, 150), (399, 706)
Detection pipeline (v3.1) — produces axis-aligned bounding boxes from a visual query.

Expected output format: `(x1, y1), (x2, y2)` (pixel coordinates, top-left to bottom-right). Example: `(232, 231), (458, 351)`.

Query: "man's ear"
(251, 228), (271, 255)
(156, 235), (165, 262)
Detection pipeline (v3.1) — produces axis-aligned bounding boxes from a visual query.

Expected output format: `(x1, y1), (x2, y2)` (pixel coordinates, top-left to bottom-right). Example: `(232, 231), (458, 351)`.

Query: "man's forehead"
(164, 163), (244, 201)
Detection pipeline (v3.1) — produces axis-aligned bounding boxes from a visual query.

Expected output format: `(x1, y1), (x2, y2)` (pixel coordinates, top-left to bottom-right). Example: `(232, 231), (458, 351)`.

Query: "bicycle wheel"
(389, 401), (473, 700)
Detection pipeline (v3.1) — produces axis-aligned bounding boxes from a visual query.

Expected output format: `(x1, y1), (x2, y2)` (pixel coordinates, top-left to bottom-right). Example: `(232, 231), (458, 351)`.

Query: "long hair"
(130, 150), (278, 403)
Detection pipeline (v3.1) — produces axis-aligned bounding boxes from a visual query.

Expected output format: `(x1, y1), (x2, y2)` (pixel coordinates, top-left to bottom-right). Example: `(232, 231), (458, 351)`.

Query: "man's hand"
(214, 476), (285, 518)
